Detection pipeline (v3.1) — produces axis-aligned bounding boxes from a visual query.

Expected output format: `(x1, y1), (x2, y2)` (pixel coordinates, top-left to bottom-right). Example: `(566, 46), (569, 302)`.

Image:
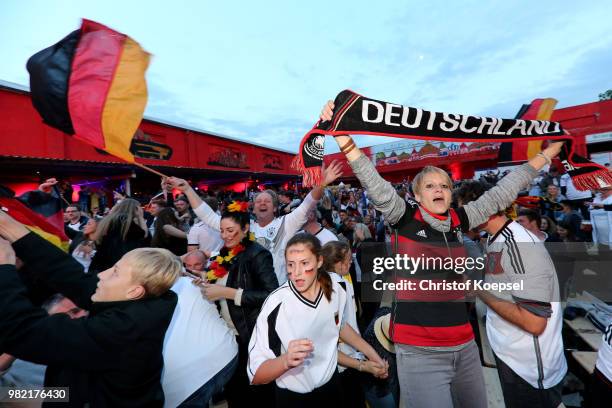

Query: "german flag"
(26, 19), (150, 162)
(498, 98), (557, 164)
(0, 187), (69, 252)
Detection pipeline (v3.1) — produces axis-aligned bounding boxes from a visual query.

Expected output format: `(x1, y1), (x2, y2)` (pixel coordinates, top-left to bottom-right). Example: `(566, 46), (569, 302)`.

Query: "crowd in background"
(1, 155), (611, 407)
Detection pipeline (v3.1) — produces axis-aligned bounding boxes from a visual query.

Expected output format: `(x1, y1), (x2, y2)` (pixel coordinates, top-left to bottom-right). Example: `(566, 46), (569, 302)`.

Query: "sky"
(1, 0), (611, 154)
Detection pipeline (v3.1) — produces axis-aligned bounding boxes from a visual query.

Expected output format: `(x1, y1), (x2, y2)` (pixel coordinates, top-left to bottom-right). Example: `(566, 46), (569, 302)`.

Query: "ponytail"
(318, 270), (333, 301)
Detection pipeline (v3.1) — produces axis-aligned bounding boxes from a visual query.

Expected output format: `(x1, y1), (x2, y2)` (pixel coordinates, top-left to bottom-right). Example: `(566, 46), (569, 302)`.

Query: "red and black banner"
(293, 90), (612, 190)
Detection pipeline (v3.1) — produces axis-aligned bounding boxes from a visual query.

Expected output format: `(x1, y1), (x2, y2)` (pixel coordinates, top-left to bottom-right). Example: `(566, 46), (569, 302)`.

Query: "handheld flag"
(27, 19), (150, 162)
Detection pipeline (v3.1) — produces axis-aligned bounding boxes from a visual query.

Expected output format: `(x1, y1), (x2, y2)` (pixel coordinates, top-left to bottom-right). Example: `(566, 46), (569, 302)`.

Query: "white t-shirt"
(329, 273), (363, 372)
(485, 221), (567, 389)
(247, 279), (348, 393)
(298, 226), (338, 246)
(162, 278), (238, 408)
(560, 173), (592, 200)
(194, 193), (317, 285)
(591, 195), (612, 247)
(187, 221), (223, 254)
(596, 323), (612, 382)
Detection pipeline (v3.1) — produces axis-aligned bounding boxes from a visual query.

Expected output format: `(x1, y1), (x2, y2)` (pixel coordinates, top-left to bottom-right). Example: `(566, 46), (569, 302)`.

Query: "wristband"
(339, 140), (355, 152)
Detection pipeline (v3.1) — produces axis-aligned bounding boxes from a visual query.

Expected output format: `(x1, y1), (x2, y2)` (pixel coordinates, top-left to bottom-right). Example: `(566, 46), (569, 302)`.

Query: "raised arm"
(167, 177), (221, 231)
(283, 161), (343, 236)
(320, 101), (406, 225)
(463, 142), (564, 229)
(0, 211), (97, 309)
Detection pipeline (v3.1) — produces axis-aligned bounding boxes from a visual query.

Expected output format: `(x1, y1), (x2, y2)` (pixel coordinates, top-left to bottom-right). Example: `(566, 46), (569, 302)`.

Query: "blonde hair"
(411, 166), (453, 195)
(96, 198), (141, 244)
(123, 248), (181, 297)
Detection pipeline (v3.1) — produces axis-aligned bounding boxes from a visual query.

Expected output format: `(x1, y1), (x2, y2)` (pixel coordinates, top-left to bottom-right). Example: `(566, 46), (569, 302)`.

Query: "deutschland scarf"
(293, 90), (612, 190)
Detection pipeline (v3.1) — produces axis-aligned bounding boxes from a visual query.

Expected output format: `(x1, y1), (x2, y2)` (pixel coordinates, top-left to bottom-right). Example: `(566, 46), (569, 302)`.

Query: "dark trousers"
(178, 354), (238, 407)
(225, 341), (274, 408)
(339, 368), (366, 407)
(587, 367), (612, 407)
(495, 355), (562, 408)
(275, 370), (343, 408)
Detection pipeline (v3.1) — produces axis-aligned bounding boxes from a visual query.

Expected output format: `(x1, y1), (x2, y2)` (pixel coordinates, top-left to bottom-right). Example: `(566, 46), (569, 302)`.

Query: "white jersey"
(329, 273), (363, 372)
(187, 221), (223, 254)
(591, 194), (612, 247)
(247, 279), (349, 393)
(162, 278), (238, 408)
(485, 221), (567, 389)
(596, 323), (612, 382)
(560, 173), (592, 200)
(298, 226), (338, 246)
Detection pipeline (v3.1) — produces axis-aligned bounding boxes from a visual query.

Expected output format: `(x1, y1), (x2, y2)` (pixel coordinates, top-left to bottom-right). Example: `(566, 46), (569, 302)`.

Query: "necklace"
(205, 232), (255, 282)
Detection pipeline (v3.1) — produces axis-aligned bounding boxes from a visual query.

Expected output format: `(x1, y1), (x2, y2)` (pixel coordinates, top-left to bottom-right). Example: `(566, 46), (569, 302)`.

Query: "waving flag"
(26, 19), (150, 162)
(0, 187), (69, 252)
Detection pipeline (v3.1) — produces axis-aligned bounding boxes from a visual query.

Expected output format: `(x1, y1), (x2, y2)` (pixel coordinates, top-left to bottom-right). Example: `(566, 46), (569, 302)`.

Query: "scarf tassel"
(291, 153), (323, 187)
(571, 168), (612, 191)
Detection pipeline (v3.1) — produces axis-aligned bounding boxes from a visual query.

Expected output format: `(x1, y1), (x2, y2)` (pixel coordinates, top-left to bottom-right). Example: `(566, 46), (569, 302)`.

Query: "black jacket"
(89, 219), (149, 273)
(0, 233), (177, 407)
(225, 242), (278, 345)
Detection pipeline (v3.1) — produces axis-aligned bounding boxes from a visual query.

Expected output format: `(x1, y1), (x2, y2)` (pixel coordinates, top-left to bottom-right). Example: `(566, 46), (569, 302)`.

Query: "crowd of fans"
(0, 144), (611, 407)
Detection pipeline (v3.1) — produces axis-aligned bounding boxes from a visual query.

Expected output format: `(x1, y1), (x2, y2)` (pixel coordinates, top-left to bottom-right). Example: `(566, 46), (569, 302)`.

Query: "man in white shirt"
(300, 208), (338, 246)
(560, 172), (593, 219)
(167, 162), (343, 284)
(187, 197), (223, 256)
(590, 187), (612, 249)
(457, 184), (567, 408)
(162, 277), (238, 407)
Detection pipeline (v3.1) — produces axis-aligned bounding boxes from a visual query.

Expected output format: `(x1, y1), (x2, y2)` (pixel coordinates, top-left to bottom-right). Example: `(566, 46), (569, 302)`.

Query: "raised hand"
(321, 160), (343, 186)
(541, 141), (564, 160)
(166, 177), (191, 193)
(320, 100), (335, 122)
(38, 178), (58, 193)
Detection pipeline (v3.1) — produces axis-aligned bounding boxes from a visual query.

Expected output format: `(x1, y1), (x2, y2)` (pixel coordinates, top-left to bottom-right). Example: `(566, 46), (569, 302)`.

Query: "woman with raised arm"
(320, 100), (564, 408)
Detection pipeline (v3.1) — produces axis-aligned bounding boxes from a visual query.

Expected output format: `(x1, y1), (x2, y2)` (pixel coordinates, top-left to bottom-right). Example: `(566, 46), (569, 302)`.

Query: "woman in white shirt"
(248, 233), (387, 407)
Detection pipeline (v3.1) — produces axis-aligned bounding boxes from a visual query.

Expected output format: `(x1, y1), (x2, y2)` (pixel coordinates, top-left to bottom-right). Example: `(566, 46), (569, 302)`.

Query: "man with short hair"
(299, 208), (338, 245)
(0, 209), (181, 407)
(183, 250), (207, 274)
(187, 198), (223, 256)
(65, 205), (88, 232)
(278, 191), (301, 214)
(168, 162), (342, 284)
(174, 195), (195, 229)
(147, 199), (167, 237)
(517, 209), (547, 242)
(456, 183), (567, 408)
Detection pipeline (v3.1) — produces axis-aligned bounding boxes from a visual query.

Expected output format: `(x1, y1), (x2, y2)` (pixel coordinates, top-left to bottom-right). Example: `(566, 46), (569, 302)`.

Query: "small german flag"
(498, 98), (557, 164)
(0, 187), (69, 252)
(27, 19), (150, 162)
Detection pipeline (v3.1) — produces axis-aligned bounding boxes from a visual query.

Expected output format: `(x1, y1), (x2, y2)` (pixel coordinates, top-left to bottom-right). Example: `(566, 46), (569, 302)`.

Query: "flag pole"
(132, 162), (169, 178)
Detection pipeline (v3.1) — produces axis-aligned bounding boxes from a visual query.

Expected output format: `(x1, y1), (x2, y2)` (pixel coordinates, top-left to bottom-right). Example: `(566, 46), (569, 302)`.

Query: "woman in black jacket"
(196, 201), (278, 408)
(89, 198), (149, 273)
